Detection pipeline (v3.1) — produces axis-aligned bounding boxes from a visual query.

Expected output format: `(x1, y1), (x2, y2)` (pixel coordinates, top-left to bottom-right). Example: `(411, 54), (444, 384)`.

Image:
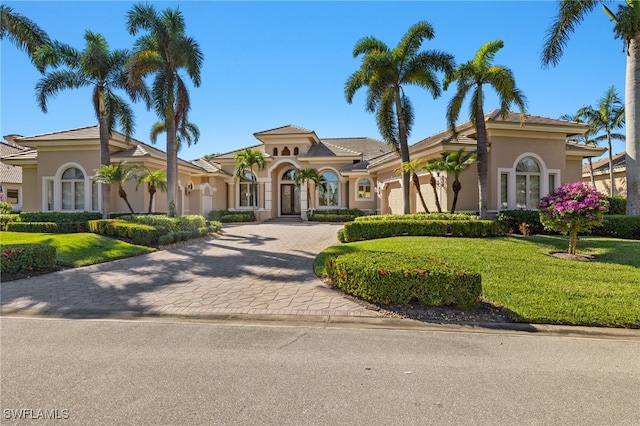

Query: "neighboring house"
(582, 152), (627, 197)
(1, 110), (604, 219)
(0, 136), (31, 211)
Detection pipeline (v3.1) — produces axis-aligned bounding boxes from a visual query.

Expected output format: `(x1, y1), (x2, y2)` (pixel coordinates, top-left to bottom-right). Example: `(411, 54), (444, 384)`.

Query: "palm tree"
(541, 0), (640, 215)
(430, 149), (476, 213)
(560, 112), (600, 187)
(35, 30), (138, 218)
(444, 40), (527, 219)
(136, 167), (167, 214)
(577, 86), (625, 196)
(150, 117), (200, 153)
(397, 160), (429, 213)
(126, 3), (203, 217)
(234, 148), (266, 213)
(345, 21), (454, 214)
(94, 162), (139, 214)
(422, 160), (443, 213)
(294, 167), (321, 210)
(0, 5), (51, 71)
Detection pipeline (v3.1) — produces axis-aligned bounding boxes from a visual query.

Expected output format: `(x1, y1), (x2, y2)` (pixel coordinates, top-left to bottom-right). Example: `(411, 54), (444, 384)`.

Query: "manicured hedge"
(88, 219), (160, 247)
(495, 209), (545, 235)
(19, 211), (102, 223)
(591, 215), (640, 239)
(1, 214), (21, 231)
(6, 222), (59, 233)
(308, 208), (364, 222)
(207, 210), (255, 222)
(606, 196), (627, 215)
(1, 244), (56, 274)
(325, 251), (481, 310)
(355, 213), (479, 222)
(341, 219), (500, 242)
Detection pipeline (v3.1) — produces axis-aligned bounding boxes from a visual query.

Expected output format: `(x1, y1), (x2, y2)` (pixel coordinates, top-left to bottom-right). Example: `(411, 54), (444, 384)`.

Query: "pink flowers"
(537, 182), (608, 254)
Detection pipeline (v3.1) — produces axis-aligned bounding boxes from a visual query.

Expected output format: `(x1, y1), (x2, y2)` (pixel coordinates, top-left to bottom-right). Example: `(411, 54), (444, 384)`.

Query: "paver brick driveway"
(1, 223), (379, 318)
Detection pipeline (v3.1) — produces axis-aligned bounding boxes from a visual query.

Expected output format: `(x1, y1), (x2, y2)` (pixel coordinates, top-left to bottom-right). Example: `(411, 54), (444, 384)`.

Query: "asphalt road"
(1, 317), (639, 425)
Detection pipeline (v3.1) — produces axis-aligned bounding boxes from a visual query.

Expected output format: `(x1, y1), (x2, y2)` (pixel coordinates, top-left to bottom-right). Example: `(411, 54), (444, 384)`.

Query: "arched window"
(515, 157), (540, 209)
(281, 169), (297, 181)
(239, 172), (258, 207)
(273, 147), (278, 156)
(282, 146), (291, 156)
(61, 167), (85, 210)
(319, 171), (339, 207)
(293, 147), (299, 155)
(357, 178), (372, 199)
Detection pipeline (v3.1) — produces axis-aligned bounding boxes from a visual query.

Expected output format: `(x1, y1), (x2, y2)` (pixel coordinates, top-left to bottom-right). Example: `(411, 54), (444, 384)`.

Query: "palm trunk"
(412, 173), (429, 213)
(429, 175), (442, 213)
(626, 33), (640, 215)
(119, 186), (135, 214)
(451, 179), (462, 213)
(396, 91), (411, 214)
(148, 186), (156, 214)
(588, 158), (595, 188)
(166, 76), (178, 217)
(98, 88), (111, 219)
(607, 132), (615, 196)
(475, 100), (489, 219)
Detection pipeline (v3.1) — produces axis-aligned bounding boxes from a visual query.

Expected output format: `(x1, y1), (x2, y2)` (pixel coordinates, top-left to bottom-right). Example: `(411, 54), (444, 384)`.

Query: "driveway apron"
(1, 223), (379, 318)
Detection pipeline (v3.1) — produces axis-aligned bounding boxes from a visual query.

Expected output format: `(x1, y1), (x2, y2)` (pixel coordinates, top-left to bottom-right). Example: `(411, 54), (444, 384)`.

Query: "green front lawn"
(316, 235), (640, 328)
(2, 232), (155, 268)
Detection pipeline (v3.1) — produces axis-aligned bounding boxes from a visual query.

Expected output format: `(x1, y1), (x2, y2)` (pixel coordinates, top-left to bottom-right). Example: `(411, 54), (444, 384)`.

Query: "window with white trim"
(319, 171), (339, 207)
(357, 178), (372, 199)
(239, 172), (258, 207)
(515, 157), (540, 209)
(61, 167), (85, 210)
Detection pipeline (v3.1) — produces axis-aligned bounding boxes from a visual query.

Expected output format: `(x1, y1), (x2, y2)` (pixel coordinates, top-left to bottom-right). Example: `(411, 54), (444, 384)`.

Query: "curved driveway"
(1, 223), (379, 319)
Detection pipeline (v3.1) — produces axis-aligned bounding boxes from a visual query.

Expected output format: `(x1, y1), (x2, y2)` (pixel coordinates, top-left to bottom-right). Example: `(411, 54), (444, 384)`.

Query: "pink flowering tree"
(537, 182), (609, 255)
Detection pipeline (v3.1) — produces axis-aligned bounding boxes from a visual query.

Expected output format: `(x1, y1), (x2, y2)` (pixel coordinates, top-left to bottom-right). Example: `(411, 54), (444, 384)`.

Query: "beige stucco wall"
(20, 166), (38, 212)
(586, 171), (627, 197)
(347, 176), (377, 211)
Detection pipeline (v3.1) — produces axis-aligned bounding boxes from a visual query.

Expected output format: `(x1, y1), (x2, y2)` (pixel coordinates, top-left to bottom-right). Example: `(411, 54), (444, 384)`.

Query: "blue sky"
(1, 1), (626, 162)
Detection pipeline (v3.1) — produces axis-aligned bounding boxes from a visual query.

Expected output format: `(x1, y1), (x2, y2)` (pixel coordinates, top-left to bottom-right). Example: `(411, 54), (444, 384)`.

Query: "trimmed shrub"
(88, 219), (160, 246)
(308, 208), (364, 222)
(208, 221), (222, 232)
(495, 209), (544, 235)
(1, 214), (21, 231)
(19, 211), (102, 223)
(341, 219), (500, 242)
(355, 213), (479, 222)
(208, 210), (255, 223)
(591, 215), (640, 239)
(117, 214), (180, 234)
(606, 196), (627, 215)
(337, 228), (346, 243)
(0, 201), (13, 214)
(6, 222), (59, 233)
(1, 244), (56, 274)
(325, 251), (481, 310)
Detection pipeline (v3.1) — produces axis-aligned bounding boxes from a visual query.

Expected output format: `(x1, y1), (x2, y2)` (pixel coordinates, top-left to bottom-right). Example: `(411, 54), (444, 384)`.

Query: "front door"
(281, 184), (300, 215)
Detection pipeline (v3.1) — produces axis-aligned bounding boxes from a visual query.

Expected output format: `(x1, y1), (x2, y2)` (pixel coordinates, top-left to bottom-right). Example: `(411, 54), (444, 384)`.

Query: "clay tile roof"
(253, 125), (315, 136)
(15, 125), (101, 141)
(583, 152), (626, 174)
(321, 137), (392, 160)
(190, 158), (232, 175)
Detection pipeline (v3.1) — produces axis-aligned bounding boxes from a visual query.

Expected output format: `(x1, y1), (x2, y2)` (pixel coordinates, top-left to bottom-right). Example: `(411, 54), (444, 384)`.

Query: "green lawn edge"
(315, 235), (640, 328)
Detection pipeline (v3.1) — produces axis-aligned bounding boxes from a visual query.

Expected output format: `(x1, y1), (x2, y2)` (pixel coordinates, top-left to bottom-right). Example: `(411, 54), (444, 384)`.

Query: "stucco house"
(0, 137), (31, 211)
(1, 110), (605, 219)
(582, 152), (626, 197)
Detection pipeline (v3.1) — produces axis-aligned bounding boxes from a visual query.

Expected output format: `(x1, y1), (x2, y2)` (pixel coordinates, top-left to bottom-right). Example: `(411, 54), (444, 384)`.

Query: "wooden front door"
(281, 184), (300, 215)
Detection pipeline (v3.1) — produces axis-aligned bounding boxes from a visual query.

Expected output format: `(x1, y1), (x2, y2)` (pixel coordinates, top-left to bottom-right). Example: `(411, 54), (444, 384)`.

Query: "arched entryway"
(280, 168), (301, 215)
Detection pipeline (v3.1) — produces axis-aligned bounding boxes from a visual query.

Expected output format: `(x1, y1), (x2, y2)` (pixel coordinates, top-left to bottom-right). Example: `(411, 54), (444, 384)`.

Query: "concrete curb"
(3, 307), (639, 341)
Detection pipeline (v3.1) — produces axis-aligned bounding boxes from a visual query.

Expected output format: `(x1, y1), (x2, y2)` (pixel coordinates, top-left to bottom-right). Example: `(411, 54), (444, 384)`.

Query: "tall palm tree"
(542, 0), (640, 214)
(136, 167), (167, 214)
(560, 112), (600, 187)
(150, 117), (200, 153)
(35, 30), (138, 218)
(577, 86), (625, 196)
(444, 40), (527, 219)
(429, 149), (476, 213)
(294, 167), (321, 210)
(234, 148), (266, 213)
(94, 162), (139, 214)
(0, 5), (51, 71)
(398, 160), (429, 213)
(126, 3), (203, 217)
(345, 21), (454, 214)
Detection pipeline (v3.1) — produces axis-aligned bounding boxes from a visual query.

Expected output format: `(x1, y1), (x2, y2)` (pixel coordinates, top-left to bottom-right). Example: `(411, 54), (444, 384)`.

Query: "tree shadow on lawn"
(0, 234), (330, 319)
